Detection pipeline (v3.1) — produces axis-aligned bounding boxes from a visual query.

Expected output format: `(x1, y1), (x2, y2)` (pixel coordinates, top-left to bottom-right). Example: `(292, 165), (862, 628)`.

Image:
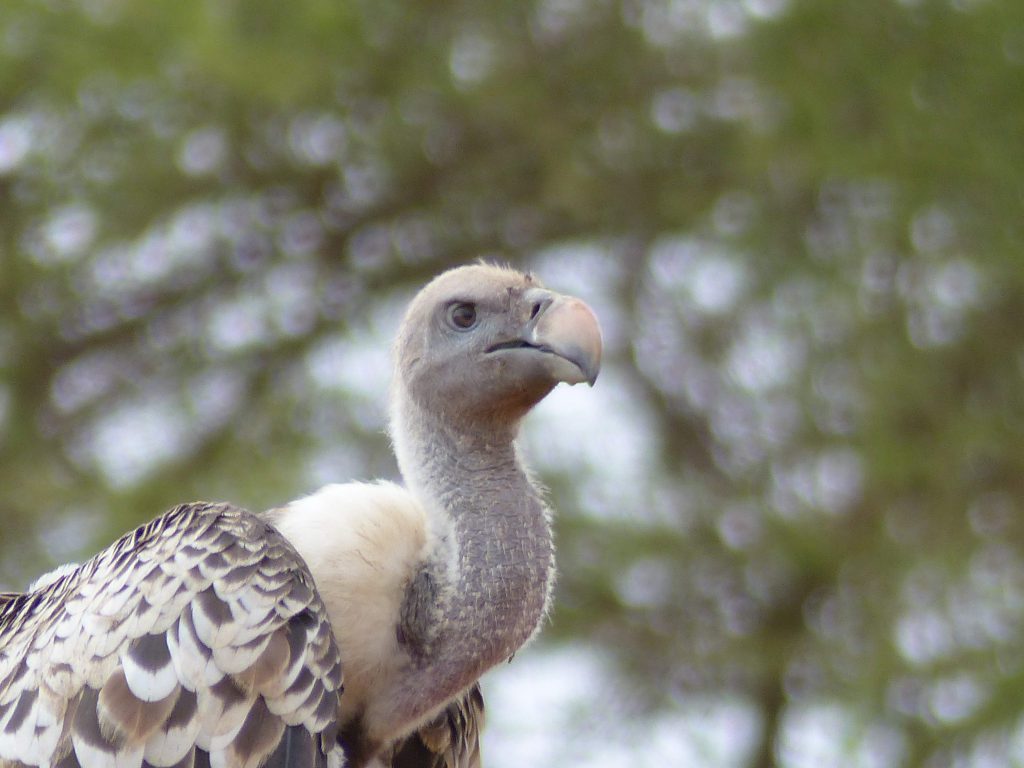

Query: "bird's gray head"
(392, 264), (602, 433)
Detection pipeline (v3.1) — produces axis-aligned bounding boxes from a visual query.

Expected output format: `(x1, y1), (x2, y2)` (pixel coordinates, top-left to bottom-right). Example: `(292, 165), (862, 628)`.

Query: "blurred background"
(2, 0), (1024, 765)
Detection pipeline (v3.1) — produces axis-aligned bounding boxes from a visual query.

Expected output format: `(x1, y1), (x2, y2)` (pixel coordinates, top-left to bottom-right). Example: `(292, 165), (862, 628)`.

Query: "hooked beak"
(488, 289), (603, 386)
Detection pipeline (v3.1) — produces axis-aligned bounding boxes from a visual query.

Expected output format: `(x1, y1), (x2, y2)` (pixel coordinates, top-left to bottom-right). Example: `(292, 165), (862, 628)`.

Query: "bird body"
(0, 264), (602, 767)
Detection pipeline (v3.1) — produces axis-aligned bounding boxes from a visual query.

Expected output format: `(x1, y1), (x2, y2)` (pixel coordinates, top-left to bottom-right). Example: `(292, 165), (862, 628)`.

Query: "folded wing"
(0, 501), (344, 768)
(387, 685), (484, 768)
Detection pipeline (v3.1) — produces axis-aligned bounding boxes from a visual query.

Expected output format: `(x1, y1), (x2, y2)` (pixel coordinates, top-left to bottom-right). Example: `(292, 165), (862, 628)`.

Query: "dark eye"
(448, 302), (478, 330)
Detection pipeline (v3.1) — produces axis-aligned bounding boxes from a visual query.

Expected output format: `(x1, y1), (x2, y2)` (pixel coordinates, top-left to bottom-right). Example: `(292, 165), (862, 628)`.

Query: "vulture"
(0, 264), (602, 768)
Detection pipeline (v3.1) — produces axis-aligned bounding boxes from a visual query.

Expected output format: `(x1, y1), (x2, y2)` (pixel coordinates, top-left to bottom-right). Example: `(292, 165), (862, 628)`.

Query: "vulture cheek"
(404, 350), (555, 426)
(486, 358), (559, 419)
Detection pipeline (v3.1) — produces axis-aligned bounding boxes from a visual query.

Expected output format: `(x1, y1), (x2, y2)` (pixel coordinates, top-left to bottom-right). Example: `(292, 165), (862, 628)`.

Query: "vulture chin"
(0, 264), (602, 768)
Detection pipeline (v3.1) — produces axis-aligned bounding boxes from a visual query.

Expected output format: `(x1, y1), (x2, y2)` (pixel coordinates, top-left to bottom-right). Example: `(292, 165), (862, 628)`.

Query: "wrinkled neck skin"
(382, 385), (554, 737)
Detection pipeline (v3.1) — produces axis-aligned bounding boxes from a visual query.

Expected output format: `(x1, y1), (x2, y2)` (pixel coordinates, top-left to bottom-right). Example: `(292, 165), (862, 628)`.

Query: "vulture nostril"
(530, 302), (543, 320)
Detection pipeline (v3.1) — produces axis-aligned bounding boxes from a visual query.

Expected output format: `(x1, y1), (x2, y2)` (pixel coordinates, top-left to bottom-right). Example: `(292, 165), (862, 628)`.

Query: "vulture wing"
(387, 685), (484, 768)
(0, 502), (343, 768)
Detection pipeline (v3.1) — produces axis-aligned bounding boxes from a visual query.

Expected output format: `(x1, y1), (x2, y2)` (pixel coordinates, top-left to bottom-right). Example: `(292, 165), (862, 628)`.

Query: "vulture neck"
(391, 392), (553, 700)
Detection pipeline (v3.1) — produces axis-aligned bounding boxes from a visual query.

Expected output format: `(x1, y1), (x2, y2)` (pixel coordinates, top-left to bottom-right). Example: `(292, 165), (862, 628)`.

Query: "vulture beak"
(519, 289), (603, 386)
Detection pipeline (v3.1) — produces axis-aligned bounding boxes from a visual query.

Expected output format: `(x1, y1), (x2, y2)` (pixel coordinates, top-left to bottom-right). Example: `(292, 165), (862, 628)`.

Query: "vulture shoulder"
(0, 502), (343, 768)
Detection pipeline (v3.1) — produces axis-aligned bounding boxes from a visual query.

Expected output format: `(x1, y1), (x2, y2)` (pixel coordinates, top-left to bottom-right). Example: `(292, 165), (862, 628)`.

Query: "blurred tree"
(2, 0), (1024, 765)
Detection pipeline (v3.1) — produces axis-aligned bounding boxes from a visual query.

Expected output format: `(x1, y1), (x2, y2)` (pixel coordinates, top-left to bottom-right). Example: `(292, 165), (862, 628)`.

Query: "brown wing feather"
(386, 684), (485, 768)
(0, 502), (344, 768)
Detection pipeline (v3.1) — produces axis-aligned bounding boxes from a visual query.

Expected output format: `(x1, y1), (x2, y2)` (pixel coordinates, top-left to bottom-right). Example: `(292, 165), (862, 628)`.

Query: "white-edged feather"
(142, 707), (202, 767)
(70, 731), (144, 768)
(118, 596), (163, 639)
(121, 651), (178, 703)
(210, 632), (272, 675)
(151, 586), (198, 635)
(27, 563), (79, 591)
(174, 609), (225, 690)
(190, 595), (239, 650)
(206, 689), (255, 745)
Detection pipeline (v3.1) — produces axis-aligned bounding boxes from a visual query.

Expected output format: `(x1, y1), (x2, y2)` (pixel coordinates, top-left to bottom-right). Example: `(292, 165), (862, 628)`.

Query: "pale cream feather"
(272, 481), (433, 726)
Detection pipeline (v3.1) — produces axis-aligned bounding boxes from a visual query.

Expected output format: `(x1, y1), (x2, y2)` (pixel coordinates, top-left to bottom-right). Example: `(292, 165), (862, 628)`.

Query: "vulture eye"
(447, 302), (478, 330)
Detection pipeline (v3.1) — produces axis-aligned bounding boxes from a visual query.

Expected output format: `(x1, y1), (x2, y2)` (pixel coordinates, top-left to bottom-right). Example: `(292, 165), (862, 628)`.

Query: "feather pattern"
(386, 685), (484, 768)
(0, 502), (343, 768)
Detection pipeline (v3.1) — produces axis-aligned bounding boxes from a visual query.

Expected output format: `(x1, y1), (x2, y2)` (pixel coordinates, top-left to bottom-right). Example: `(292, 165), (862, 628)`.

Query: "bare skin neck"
(384, 390), (554, 732)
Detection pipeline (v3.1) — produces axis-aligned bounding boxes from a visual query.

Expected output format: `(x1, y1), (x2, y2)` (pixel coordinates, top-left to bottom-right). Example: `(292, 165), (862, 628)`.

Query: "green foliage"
(3, 0), (1024, 764)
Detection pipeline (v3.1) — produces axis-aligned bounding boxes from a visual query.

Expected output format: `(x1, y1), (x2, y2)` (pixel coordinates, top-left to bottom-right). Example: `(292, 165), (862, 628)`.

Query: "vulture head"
(392, 264), (602, 433)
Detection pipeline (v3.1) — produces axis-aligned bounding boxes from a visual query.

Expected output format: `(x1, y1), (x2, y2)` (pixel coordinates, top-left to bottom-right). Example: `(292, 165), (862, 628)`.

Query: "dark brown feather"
(387, 684), (485, 768)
